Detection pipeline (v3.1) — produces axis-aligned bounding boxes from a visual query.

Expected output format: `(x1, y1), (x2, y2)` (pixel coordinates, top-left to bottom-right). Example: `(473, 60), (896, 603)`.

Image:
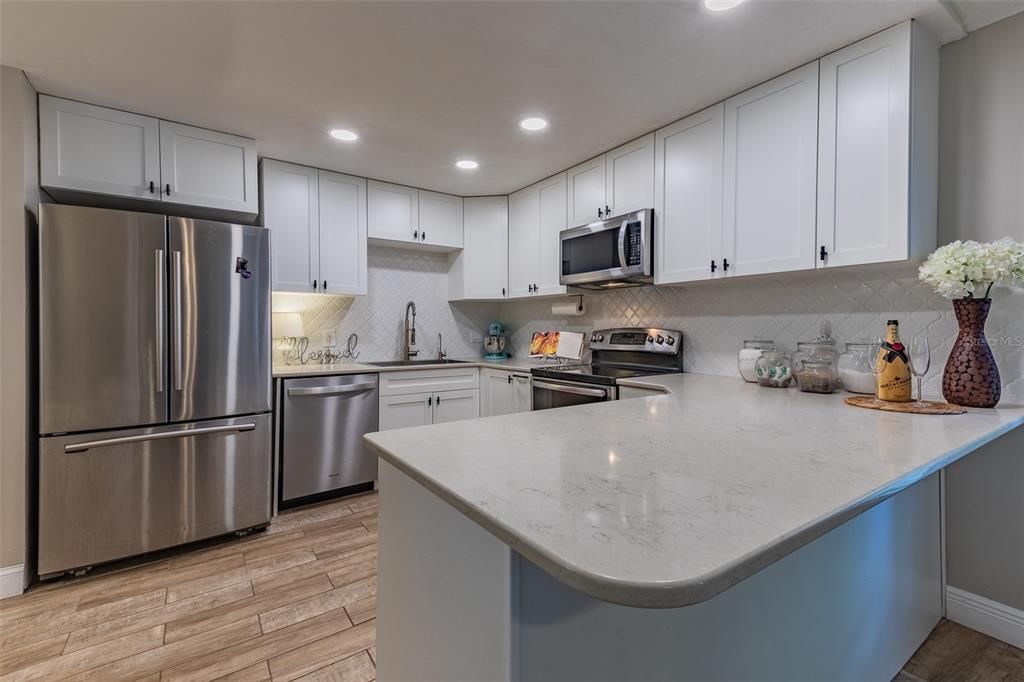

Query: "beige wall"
(939, 12), (1024, 611)
(0, 65), (38, 582)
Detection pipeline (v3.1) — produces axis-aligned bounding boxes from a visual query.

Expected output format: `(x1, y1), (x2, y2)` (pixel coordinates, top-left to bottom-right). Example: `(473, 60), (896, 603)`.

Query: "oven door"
(559, 209), (652, 287)
(532, 378), (616, 411)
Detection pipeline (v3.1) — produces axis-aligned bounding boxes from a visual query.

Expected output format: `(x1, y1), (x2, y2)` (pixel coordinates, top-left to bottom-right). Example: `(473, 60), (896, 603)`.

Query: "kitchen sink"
(367, 359), (470, 367)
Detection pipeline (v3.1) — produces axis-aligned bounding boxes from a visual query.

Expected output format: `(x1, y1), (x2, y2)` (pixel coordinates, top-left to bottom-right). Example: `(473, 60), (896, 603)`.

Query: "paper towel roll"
(551, 299), (585, 316)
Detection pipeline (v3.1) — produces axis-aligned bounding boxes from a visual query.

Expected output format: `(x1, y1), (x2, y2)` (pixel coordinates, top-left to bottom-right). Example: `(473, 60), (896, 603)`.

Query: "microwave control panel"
(625, 221), (643, 266)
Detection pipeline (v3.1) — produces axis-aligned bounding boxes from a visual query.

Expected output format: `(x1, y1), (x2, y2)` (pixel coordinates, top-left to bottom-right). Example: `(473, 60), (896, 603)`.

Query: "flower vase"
(942, 298), (1001, 408)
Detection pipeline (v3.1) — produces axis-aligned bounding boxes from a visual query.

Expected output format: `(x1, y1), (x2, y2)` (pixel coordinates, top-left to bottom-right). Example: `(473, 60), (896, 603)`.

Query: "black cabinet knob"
(313, 280), (317, 290)
(421, 231), (426, 241)
(413, 230), (419, 240)
(323, 280), (327, 290)
(149, 181), (155, 194)
(820, 245), (828, 261)
(165, 184), (171, 196)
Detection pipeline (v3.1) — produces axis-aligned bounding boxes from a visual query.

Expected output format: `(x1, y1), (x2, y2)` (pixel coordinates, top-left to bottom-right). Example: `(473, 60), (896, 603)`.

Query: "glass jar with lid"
(792, 340), (838, 387)
(755, 351), (794, 388)
(797, 359), (839, 394)
(837, 341), (878, 394)
(738, 339), (775, 383)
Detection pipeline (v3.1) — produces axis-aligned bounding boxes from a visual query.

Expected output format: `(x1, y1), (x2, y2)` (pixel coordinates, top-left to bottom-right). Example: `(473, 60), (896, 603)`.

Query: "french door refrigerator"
(38, 204), (272, 578)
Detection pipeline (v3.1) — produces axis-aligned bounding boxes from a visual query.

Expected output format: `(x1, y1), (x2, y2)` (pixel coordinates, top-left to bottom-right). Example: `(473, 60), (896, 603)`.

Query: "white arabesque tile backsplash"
(274, 251), (1023, 404)
(273, 245), (495, 363)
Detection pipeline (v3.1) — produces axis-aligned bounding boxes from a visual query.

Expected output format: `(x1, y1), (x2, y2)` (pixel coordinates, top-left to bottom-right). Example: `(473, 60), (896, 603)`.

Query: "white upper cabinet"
(368, 182), (462, 250)
(722, 62), (820, 277)
(655, 104), (724, 284)
(39, 95), (257, 216)
(418, 190), (464, 249)
(368, 180), (419, 243)
(318, 170), (368, 295)
(566, 155), (607, 227)
(605, 133), (655, 217)
(159, 121), (258, 214)
(508, 173), (567, 299)
(39, 95), (161, 200)
(508, 185), (541, 299)
(817, 21), (937, 269)
(262, 160), (319, 293)
(535, 172), (568, 296)
(450, 196), (508, 300)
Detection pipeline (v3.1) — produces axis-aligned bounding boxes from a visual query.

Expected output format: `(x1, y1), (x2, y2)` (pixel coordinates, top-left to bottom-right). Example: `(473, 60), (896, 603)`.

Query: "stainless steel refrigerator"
(37, 204), (272, 578)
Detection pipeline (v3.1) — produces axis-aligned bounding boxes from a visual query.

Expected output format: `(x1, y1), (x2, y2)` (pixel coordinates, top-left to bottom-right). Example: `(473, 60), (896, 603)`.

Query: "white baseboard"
(946, 586), (1024, 650)
(0, 564), (25, 600)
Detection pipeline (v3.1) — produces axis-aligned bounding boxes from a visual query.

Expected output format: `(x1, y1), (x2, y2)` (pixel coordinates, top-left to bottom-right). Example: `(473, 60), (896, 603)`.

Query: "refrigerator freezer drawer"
(281, 374), (379, 502)
(39, 414), (272, 577)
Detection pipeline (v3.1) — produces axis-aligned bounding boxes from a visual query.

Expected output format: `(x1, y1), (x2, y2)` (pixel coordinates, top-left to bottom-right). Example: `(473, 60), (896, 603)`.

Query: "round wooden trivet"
(844, 396), (967, 415)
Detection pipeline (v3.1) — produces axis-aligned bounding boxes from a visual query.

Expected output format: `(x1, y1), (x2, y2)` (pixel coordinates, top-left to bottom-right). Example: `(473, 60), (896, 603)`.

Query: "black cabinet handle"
(164, 184), (171, 196)
(413, 230), (419, 240)
(820, 245), (828, 262)
(313, 280), (317, 290)
(421, 231), (426, 241)
(323, 280), (327, 290)
(502, 287), (506, 297)
(507, 375), (512, 384)
(605, 205), (611, 216)
(149, 181), (155, 194)
(723, 258), (729, 272)
(436, 395), (441, 405)
(428, 395), (432, 406)
(711, 260), (717, 273)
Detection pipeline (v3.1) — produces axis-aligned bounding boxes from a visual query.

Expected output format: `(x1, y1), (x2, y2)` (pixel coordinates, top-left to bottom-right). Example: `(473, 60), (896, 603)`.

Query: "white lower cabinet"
(480, 369), (532, 417)
(379, 393), (433, 430)
(379, 389), (480, 430)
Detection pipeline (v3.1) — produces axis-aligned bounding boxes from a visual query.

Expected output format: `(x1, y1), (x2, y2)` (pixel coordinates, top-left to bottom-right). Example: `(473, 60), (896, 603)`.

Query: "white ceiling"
(1, 0), (1019, 196)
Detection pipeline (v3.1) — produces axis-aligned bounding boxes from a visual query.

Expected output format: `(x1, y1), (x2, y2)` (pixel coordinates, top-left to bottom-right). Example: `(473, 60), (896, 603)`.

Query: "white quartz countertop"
(364, 373), (1024, 608)
(272, 357), (548, 378)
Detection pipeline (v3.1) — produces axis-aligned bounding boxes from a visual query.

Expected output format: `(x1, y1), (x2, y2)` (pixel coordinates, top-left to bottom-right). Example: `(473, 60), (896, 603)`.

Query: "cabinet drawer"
(379, 367), (480, 396)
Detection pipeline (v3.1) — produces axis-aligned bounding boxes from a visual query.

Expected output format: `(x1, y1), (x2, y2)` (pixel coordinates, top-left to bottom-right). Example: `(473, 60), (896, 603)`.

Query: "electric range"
(530, 327), (683, 410)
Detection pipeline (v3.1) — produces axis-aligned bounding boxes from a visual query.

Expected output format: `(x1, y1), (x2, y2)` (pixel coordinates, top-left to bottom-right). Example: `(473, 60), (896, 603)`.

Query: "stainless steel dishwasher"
(280, 373), (379, 506)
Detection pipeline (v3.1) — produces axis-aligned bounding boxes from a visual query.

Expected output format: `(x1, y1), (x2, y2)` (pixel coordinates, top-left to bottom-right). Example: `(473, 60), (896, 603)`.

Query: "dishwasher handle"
(287, 382), (377, 398)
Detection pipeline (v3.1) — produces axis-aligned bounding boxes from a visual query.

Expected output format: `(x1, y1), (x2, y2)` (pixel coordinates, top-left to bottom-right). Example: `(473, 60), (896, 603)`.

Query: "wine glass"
(909, 336), (931, 404)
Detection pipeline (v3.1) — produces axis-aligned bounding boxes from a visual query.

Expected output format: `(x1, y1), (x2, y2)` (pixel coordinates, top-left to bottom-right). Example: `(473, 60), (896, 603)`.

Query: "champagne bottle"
(876, 319), (913, 402)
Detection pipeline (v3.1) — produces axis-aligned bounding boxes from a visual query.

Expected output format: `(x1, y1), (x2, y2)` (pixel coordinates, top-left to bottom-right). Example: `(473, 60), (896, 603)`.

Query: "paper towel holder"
(573, 295), (584, 313)
(551, 295), (585, 317)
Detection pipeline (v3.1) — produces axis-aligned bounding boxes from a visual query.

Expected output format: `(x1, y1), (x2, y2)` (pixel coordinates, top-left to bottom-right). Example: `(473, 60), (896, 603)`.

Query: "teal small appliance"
(483, 321), (509, 359)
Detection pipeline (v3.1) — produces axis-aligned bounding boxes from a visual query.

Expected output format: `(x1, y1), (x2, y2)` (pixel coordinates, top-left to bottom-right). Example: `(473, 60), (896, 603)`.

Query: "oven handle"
(533, 380), (610, 399)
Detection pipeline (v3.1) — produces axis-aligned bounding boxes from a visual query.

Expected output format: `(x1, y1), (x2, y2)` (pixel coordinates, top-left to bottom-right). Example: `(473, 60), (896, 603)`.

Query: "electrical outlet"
(471, 331), (482, 343)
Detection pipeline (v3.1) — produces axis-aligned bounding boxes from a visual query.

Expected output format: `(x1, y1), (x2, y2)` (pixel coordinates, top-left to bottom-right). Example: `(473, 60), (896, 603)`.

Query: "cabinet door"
(418, 191), (463, 248)
(39, 95), (161, 200)
(319, 170), (368, 295)
(508, 185), (540, 298)
(159, 121), (258, 214)
(512, 374), (532, 413)
(481, 370), (516, 418)
(368, 180), (419, 243)
(818, 22), (911, 268)
(566, 155), (607, 227)
(606, 133), (655, 216)
(379, 392), (432, 431)
(655, 104), (724, 284)
(459, 197), (509, 299)
(722, 62), (819, 277)
(261, 160), (318, 293)
(535, 173), (568, 296)
(432, 389), (480, 424)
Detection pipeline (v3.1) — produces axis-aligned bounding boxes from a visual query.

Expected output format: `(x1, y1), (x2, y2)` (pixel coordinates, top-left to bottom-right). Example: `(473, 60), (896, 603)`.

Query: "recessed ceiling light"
(704, 0), (744, 10)
(455, 160), (479, 170)
(329, 129), (358, 142)
(519, 117), (549, 131)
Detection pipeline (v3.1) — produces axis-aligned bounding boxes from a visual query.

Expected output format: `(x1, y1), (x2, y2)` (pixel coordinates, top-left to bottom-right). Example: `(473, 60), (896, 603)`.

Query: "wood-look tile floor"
(2, 490), (1022, 681)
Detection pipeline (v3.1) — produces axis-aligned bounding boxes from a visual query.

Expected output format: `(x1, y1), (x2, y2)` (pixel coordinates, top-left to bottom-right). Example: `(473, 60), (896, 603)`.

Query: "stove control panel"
(589, 328), (682, 355)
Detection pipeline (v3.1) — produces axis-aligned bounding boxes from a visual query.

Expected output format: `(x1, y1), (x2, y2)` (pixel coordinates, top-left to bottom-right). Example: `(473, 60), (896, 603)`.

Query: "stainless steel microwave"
(559, 208), (653, 289)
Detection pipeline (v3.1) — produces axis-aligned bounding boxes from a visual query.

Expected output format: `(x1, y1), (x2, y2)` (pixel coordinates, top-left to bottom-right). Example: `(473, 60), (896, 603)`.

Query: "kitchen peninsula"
(365, 373), (1024, 682)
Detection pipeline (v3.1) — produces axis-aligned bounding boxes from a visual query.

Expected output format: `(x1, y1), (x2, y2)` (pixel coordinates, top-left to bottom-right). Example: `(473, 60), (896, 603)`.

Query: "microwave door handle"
(617, 222), (628, 269)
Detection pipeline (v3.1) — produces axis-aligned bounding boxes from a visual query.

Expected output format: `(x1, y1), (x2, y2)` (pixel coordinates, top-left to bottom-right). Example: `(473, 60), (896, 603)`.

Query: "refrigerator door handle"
(155, 249), (165, 393)
(286, 382), (377, 397)
(64, 422), (257, 453)
(172, 250), (184, 391)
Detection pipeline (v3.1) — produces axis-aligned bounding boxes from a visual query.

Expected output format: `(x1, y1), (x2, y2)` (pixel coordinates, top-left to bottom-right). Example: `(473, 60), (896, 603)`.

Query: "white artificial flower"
(919, 238), (1024, 299)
